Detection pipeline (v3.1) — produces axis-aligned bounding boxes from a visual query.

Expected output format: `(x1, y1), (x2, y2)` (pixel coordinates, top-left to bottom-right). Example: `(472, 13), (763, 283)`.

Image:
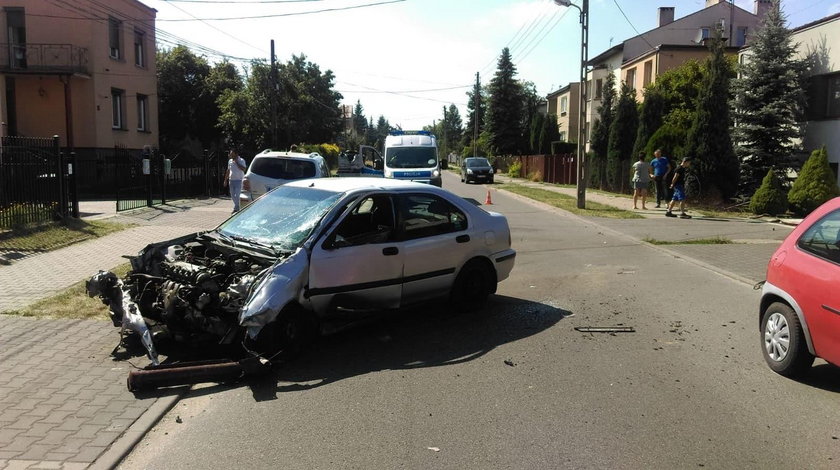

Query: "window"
(699, 27), (710, 40)
(559, 131), (567, 142)
(797, 210), (840, 264)
(111, 88), (125, 129)
(330, 195), (395, 248)
(395, 194), (467, 241)
(109, 17), (122, 59)
(806, 73), (840, 120)
(595, 79), (603, 100)
(6, 8), (26, 68)
(643, 61), (653, 87)
(136, 94), (148, 131)
(736, 26), (748, 47)
(134, 29), (145, 67)
(625, 68), (637, 90)
(560, 96), (568, 115)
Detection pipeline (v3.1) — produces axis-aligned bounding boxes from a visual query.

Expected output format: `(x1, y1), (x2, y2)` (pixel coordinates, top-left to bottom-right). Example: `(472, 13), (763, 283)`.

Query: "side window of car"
(797, 209), (840, 264)
(395, 194), (468, 241)
(328, 194), (395, 248)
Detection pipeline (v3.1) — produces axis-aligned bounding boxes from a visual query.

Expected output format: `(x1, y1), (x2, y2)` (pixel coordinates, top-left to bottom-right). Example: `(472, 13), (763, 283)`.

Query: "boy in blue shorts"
(666, 158), (691, 219)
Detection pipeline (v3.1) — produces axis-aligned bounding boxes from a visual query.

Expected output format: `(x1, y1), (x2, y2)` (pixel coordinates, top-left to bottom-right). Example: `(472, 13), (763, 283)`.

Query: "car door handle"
(456, 235), (470, 243)
(382, 247), (399, 256)
(822, 305), (840, 316)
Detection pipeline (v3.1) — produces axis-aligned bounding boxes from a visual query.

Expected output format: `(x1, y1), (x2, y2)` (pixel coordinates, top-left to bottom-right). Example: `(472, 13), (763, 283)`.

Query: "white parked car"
(242, 150), (330, 202)
(87, 178), (516, 362)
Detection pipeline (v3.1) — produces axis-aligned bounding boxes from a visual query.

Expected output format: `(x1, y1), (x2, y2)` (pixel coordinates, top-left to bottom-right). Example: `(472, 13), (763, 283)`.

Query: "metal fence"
(0, 136), (73, 229)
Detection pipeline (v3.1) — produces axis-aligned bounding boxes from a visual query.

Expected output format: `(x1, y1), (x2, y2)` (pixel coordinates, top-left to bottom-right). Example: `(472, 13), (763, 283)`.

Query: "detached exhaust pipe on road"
(127, 357), (271, 392)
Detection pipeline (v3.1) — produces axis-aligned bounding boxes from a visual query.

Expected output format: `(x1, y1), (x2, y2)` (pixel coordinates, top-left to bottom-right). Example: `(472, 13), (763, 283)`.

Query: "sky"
(141, 0), (840, 130)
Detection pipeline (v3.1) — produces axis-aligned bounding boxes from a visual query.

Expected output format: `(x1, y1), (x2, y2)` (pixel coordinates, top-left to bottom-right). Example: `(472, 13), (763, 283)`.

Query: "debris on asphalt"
(427, 447), (441, 452)
(574, 326), (635, 333)
(504, 359), (516, 367)
(127, 357), (271, 392)
(176, 416), (183, 423)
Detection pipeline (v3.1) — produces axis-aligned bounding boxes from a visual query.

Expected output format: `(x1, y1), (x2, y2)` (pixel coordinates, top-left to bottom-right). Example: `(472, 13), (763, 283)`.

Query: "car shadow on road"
(246, 295), (570, 401)
(793, 362), (840, 392)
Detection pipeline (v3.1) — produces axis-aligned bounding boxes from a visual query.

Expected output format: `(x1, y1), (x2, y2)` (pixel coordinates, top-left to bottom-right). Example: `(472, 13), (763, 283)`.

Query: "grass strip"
(643, 236), (734, 245)
(0, 218), (131, 255)
(4, 263), (132, 319)
(503, 184), (642, 219)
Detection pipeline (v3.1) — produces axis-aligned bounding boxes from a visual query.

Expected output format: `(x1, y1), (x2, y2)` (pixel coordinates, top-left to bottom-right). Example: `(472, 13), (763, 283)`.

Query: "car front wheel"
(254, 305), (315, 360)
(451, 260), (493, 311)
(761, 302), (814, 377)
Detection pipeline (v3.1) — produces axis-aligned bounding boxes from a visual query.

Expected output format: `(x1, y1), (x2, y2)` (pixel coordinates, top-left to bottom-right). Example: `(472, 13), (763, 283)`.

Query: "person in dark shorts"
(666, 158), (692, 219)
(649, 149), (671, 208)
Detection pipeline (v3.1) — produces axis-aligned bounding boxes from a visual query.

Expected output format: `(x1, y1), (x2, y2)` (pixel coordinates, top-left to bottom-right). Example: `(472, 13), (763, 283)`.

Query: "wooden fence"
(517, 153), (577, 185)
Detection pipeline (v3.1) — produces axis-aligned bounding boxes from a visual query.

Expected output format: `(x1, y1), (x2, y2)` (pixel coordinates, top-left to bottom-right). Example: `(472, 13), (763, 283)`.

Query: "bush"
(788, 147), (840, 216)
(529, 170), (543, 182)
(508, 160), (522, 178)
(750, 169), (788, 215)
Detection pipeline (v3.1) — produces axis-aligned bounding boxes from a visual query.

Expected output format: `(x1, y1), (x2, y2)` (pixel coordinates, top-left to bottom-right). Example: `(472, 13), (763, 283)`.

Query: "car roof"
(285, 177), (445, 194)
(253, 150), (324, 162)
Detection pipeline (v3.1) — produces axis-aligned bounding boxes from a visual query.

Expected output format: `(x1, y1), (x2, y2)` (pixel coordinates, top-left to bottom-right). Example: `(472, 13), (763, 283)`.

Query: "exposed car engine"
(88, 235), (276, 352)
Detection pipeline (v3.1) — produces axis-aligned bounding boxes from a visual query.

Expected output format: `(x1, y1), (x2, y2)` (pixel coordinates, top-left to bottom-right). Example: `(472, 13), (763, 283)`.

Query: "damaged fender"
(86, 271), (160, 365)
(239, 246), (310, 339)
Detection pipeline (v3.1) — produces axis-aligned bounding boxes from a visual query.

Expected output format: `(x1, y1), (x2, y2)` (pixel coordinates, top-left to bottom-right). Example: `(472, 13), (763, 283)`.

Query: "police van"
(380, 130), (443, 187)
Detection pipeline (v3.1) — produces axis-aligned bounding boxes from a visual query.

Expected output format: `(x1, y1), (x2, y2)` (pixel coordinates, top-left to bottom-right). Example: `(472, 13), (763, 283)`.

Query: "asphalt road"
(119, 173), (840, 469)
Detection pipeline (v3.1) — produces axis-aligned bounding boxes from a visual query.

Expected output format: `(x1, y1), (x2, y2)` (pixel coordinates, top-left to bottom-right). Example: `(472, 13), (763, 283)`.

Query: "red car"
(760, 197), (840, 377)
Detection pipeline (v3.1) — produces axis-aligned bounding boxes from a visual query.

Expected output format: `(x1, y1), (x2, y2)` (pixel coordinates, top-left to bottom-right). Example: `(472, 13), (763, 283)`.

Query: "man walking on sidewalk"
(650, 149), (671, 208)
(666, 158), (692, 219)
(224, 149), (247, 213)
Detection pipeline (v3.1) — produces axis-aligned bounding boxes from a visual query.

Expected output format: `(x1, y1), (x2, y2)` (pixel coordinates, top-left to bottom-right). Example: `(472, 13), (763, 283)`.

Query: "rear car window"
(250, 158), (316, 179)
(467, 158), (490, 168)
(797, 209), (840, 264)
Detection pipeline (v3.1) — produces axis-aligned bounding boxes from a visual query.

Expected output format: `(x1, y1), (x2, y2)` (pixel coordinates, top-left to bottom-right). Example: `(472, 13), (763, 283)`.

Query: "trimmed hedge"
(750, 169), (788, 215)
(788, 147), (840, 216)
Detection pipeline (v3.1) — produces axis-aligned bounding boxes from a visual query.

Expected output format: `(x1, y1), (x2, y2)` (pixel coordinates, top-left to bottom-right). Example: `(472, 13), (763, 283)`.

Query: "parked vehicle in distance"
(759, 197), (840, 377)
(87, 177), (516, 363)
(242, 150), (329, 202)
(461, 157), (494, 184)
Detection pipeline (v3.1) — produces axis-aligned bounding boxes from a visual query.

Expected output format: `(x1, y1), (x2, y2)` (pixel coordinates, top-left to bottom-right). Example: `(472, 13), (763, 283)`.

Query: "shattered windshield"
(217, 186), (342, 251)
(385, 147), (437, 169)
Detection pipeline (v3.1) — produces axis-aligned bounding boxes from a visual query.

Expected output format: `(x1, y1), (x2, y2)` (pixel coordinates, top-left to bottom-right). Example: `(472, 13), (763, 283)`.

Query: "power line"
(612, 0), (657, 50)
(161, 1), (268, 54)
(478, 0), (553, 76)
(162, 0), (327, 3)
(25, 0), (405, 22)
(336, 84), (470, 93)
(341, 81), (467, 105)
(516, 8), (570, 65)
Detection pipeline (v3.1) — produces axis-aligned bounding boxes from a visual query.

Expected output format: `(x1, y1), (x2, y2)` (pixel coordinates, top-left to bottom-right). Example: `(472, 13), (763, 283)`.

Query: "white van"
(242, 150), (329, 202)
(381, 130), (442, 187)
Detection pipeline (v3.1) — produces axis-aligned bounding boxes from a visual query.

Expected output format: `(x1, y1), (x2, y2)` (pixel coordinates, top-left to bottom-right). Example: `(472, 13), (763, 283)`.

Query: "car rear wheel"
(451, 260), (493, 311)
(761, 302), (814, 377)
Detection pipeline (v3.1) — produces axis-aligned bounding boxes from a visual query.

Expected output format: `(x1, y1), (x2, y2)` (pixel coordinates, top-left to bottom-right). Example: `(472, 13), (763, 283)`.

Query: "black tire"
(451, 260), (493, 312)
(761, 302), (814, 377)
(254, 306), (315, 360)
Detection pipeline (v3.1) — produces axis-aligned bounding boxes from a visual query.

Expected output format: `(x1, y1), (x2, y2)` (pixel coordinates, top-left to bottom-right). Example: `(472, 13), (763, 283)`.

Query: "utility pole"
(442, 105), (447, 157)
(270, 40), (278, 149)
(473, 72), (480, 158)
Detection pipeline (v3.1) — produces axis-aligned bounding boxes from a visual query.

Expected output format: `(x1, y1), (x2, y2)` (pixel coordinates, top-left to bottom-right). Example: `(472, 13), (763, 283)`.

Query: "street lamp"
(554, 0), (588, 209)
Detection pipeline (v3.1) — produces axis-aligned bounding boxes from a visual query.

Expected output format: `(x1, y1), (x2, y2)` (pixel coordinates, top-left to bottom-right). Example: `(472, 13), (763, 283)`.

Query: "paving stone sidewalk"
(0, 198), (231, 470)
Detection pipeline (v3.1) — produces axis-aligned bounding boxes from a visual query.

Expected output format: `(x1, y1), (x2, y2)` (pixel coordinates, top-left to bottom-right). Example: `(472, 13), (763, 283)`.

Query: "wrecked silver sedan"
(87, 177), (516, 364)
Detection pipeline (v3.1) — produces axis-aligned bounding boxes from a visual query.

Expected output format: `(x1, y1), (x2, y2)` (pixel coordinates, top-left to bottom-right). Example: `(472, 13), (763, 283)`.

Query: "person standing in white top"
(223, 149), (247, 212)
(631, 152), (651, 210)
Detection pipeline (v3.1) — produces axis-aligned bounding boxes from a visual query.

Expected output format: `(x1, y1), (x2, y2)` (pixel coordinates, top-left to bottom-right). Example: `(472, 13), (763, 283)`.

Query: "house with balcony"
(565, 0), (769, 149)
(0, 0), (158, 155)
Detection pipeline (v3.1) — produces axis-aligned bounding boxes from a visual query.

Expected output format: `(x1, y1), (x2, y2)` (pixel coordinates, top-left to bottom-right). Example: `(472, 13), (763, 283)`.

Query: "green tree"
(529, 112), (545, 154)
(157, 46), (212, 152)
(486, 48), (525, 155)
(684, 35), (739, 200)
(441, 104), (463, 158)
(607, 82), (639, 192)
(353, 100), (368, 138)
(462, 73), (486, 156)
(732, 0), (808, 194)
(543, 113), (561, 154)
(787, 147), (840, 215)
(374, 116), (391, 149)
(750, 169), (788, 215)
(632, 87), (665, 159)
(590, 70), (616, 189)
(644, 108), (693, 160)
